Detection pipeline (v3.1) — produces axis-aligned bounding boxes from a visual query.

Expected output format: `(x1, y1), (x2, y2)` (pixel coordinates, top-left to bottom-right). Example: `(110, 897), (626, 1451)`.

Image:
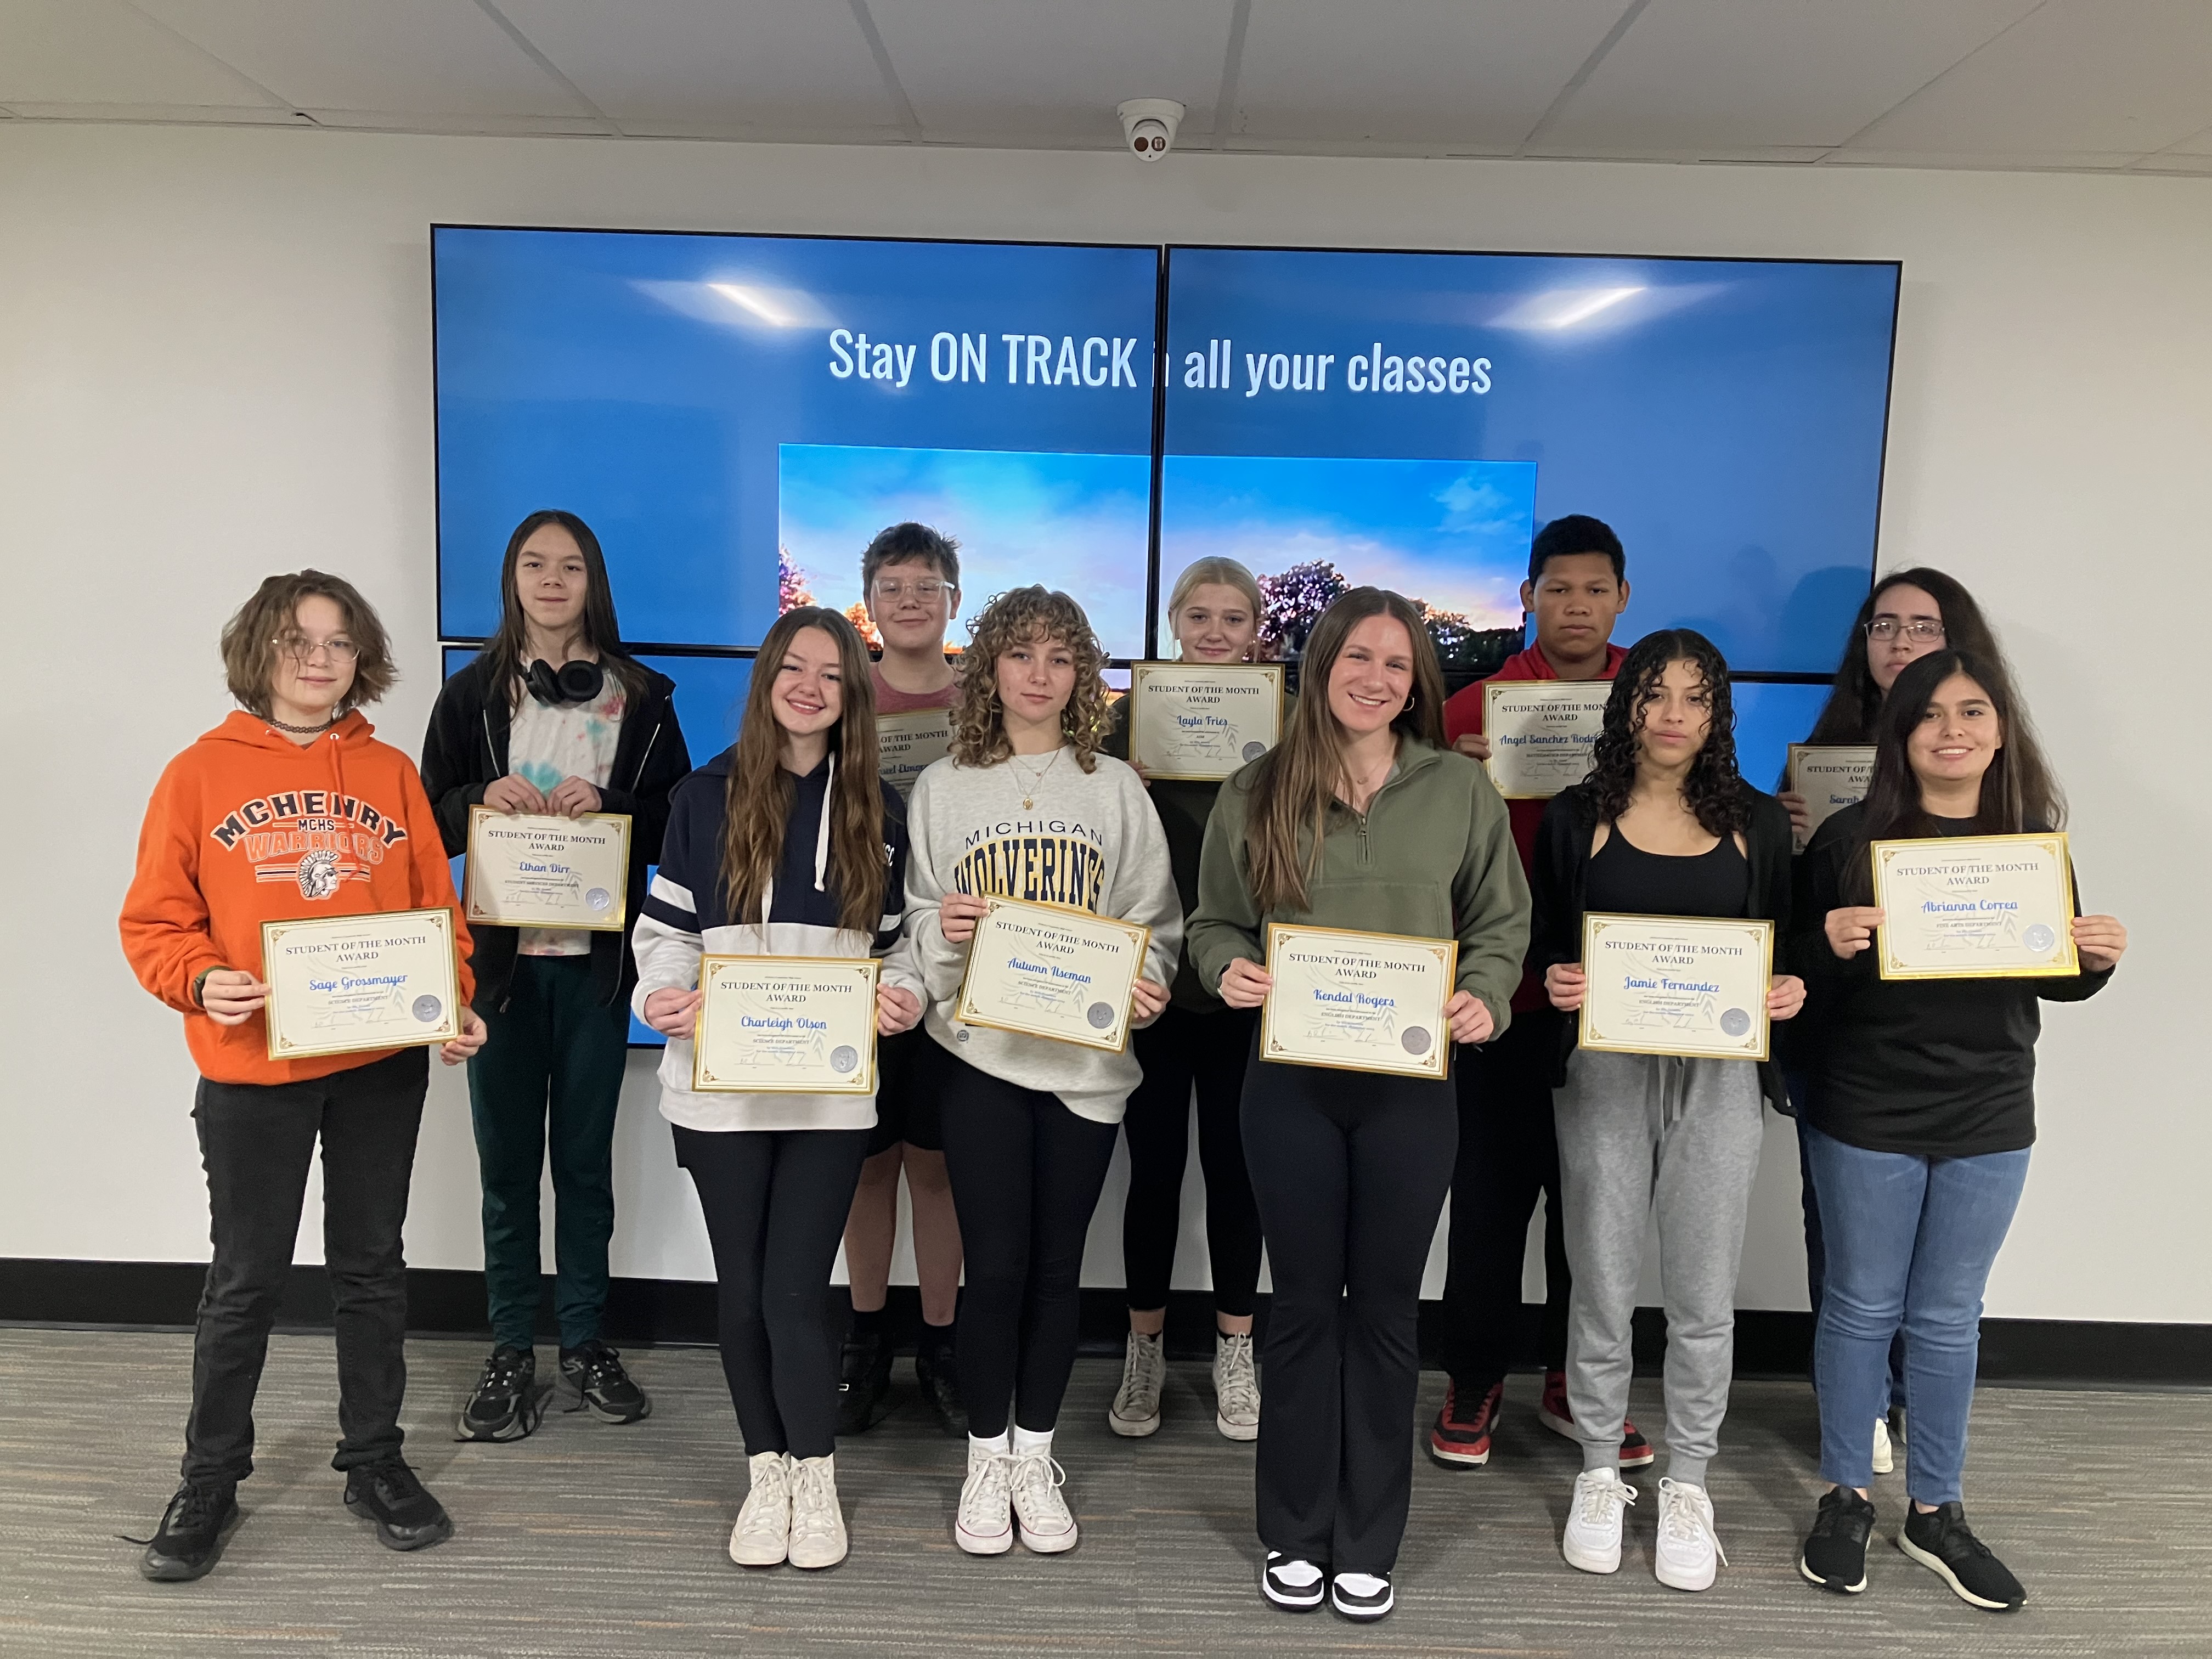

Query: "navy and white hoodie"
(630, 748), (919, 1133)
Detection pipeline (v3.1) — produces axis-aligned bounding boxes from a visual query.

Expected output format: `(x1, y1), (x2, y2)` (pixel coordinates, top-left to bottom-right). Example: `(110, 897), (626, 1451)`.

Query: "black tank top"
(1584, 826), (1750, 919)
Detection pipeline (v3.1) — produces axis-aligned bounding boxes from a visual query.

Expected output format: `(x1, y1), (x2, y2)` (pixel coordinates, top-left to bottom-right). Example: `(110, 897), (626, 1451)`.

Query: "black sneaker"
(1262, 1551), (1327, 1611)
(137, 1480), (239, 1582)
(836, 1329), (893, 1435)
(1899, 1502), (2025, 1611)
(342, 1457), (453, 1552)
(1330, 1569), (1394, 1622)
(1799, 1487), (1876, 1594)
(456, 1344), (543, 1442)
(560, 1339), (652, 1424)
(914, 1335), (968, 1437)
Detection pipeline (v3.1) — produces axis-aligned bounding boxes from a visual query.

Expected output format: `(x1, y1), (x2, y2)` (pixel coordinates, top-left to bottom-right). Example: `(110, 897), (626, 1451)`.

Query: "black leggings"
(938, 1050), (1119, 1438)
(1243, 1041), (1457, 1575)
(673, 1123), (870, 1460)
(1120, 1003), (1262, 1317)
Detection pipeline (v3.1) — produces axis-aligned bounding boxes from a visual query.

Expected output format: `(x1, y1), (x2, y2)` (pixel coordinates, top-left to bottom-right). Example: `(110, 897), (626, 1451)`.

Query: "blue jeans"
(1802, 1124), (2029, 1502)
(1795, 1111), (1906, 1410)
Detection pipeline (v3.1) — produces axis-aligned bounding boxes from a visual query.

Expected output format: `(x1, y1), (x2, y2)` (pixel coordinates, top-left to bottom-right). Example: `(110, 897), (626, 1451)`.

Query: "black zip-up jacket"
(1530, 780), (1796, 1111)
(421, 653), (691, 1014)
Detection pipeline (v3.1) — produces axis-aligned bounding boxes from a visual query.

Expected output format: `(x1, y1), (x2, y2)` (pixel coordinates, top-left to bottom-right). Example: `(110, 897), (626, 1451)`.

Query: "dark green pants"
(467, 955), (630, 1350)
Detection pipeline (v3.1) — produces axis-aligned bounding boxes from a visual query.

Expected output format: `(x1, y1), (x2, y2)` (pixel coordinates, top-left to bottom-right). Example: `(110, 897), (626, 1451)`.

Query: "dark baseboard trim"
(5, 1259), (2205, 1387)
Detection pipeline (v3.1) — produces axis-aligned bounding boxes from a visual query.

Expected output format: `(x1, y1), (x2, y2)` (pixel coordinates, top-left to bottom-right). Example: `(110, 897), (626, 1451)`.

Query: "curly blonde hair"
(951, 586), (1110, 773)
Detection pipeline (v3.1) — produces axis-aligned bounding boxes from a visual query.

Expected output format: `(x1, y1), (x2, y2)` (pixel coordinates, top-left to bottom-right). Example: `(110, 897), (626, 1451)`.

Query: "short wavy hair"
(219, 569), (397, 717)
(951, 586), (1110, 772)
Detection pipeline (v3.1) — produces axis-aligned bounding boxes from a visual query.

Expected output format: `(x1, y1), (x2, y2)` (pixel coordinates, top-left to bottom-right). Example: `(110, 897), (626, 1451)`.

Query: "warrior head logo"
(297, 849), (342, 899)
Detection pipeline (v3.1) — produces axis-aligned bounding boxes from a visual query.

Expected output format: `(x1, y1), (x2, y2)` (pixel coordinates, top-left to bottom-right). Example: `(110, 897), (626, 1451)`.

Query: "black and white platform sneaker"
(1330, 1569), (1395, 1621)
(1261, 1551), (1326, 1611)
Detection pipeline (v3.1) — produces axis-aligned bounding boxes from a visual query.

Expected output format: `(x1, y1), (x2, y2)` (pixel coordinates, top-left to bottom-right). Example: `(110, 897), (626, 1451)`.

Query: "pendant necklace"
(1009, 745), (1063, 811)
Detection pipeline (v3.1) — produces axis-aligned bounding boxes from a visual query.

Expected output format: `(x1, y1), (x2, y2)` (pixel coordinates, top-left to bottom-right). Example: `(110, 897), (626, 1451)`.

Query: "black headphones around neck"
(525, 657), (606, 707)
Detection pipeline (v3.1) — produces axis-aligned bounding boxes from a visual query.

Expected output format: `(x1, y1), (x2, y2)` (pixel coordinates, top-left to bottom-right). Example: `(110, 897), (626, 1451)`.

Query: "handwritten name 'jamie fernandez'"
(1623, 975), (1720, 994)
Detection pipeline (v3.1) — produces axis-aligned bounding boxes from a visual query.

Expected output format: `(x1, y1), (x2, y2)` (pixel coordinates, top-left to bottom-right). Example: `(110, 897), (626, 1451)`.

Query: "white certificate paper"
(1260, 923), (1457, 1081)
(878, 708), (957, 800)
(1578, 913), (1774, 1062)
(464, 808), (632, 930)
(1483, 680), (1611, 799)
(261, 907), (462, 1061)
(692, 956), (881, 1093)
(954, 898), (1150, 1053)
(1871, 833), (2079, 981)
(1788, 745), (1877, 849)
(1127, 663), (1284, 781)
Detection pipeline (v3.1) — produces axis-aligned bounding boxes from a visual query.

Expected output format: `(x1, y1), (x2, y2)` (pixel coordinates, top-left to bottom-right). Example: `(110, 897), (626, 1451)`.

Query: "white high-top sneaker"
(1109, 1330), (1166, 1437)
(786, 1453), (848, 1570)
(953, 1439), (1014, 1555)
(1213, 1332), (1261, 1441)
(1654, 1478), (1726, 1592)
(728, 1450), (792, 1567)
(1008, 1446), (1078, 1554)
(1561, 1468), (1638, 1575)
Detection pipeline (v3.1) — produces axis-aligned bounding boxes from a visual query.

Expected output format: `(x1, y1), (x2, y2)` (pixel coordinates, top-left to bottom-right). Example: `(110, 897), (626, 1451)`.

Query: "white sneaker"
(1561, 1468), (1638, 1575)
(1654, 1478), (1726, 1592)
(1871, 1415), (1894, 1475)
(786, 1453), (848, 1570)
(1109, 1331), (1165, 1437)
(728, 1449), (792, 1566)
(1009, 1447), (1079, 1553)
(954, 1440), (1014, 1555)
(1214, 1332), (1261, 1441)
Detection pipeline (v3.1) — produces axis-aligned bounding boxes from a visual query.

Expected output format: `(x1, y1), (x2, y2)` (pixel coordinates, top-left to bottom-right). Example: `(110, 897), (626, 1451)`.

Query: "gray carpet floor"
(2, 1327), (2204, 1657)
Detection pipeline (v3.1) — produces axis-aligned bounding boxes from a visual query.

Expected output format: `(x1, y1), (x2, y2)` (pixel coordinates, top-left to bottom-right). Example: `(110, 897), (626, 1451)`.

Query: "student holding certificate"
(421, 510), (691, 1443)
(629, 607), (921, 1571)
(120, 572), (486, 1582)
(899, 586), (1180, 1560)
(1531, 629), (1803, 1594)
(1101, 557), (1270, 1444)
(1189, 588), (1527, 1623)
(838, 522), (968, 1439)
(1791, 650), (2123, 1611)
(1430, 514), (1652, 1474)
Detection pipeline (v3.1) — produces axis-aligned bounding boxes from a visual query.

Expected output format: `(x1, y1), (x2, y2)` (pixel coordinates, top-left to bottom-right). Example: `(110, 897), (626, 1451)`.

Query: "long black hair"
(482, 509), (645, 708)
(1803, 567), (2006, 746)
(1585, 628), (1750, 837)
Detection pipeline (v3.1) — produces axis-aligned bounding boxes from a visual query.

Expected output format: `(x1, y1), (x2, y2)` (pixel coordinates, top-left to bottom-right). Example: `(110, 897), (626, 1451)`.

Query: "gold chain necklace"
(1007, 746), (1064, 811)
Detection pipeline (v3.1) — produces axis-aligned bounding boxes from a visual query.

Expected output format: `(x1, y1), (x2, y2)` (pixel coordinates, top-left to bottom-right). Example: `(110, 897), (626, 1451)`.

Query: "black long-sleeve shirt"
(1788, 804), (2112, 1158)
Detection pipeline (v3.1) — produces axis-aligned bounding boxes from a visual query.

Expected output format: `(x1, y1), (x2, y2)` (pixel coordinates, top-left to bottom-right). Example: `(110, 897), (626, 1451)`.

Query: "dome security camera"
(1117, 99), (1184, 162)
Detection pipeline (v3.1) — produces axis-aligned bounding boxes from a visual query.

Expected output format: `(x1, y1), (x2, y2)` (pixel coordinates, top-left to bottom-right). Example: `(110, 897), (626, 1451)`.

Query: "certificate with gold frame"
(691, 956), (881, 1093)
(1578, 913), (1774, 1062)
(464, 807), (632, 930)
(1483, 680), (1610, 799)
(878, 708), (957, 800)
(1127, 663), (1284, 781)
(261, 906), (463, 1062)
(1787, 744), (1877, 849)
(1871, 833), (2078, 981)
(1260, 923), (1457, 1081)
(953, 896), (1150, 1053)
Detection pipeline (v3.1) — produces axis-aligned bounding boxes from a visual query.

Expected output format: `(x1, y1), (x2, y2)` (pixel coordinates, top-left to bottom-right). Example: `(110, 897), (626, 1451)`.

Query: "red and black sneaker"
(1428, 1380), (1504, 1467)
(1539, 1369), (1655, 1468)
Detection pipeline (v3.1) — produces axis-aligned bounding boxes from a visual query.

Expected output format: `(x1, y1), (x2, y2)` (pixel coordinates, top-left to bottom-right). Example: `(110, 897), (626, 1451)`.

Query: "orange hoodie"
(120, 709), (476, 1086)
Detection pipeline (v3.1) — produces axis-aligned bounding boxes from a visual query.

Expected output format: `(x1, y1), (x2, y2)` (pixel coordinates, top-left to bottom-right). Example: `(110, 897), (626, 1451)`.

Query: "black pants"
(184, 1047), (428, 1486)
(1243, 1045), (1456, 1575)
(1437, 1014), (1571, 1393)
(939, 1051), (1119, 1438)
(1120, 1003), (1263, 1317)
(673, 1123), (871, 1460)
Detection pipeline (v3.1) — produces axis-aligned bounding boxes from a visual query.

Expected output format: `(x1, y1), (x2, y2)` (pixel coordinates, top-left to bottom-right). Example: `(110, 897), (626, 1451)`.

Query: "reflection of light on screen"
(710, 283), (803, 326)
(1496, 286), (1646, 330)
(632, 278), (835, 331)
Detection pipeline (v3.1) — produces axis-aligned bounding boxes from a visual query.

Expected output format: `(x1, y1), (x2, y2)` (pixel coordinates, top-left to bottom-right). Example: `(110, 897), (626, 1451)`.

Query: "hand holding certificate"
(1127, 664), (1284, 781)
(692, 957), (881, 1092)
(953, 896), (1151, 1052)
(1787, 745), (1876, 849)
(1577, 914), (1776, 1061)
(877, 708), (957, 800)
(261, 907), (464, 1061)
(464, 807), (632, 930)
(1259, 924), (1458, 1080)
(1483, 680), (1611, 799)
(1870, 833), (2079, 980)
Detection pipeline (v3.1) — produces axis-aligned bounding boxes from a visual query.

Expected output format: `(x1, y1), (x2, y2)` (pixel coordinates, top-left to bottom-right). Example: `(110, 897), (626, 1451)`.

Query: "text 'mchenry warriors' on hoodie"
(899, 746), (1182, 1125)
(119, 709), (476, 1087)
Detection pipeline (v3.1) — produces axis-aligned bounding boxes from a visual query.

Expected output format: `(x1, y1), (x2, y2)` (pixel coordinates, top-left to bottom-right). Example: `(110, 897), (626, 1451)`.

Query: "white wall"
(4, 123), (2205, 1323)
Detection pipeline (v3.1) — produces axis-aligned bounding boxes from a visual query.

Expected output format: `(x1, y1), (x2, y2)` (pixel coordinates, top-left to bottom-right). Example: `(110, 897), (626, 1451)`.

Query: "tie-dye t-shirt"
(507, 674), (625, 957)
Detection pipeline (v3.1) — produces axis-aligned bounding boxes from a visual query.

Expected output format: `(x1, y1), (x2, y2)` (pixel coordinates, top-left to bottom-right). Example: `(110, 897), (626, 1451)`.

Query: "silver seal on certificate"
(261, 906), (463, 1061)
(877, 708), (957, 800)
(464, 808), (633, 931)
(1260, 923), (1458, 1080)
(1578, 913), (1774, 1062)
(692, 956), (882, 1093)
(953, 897), (1151, 1053)
(1483, 680), (1611, 799)
(1788, 744), (1877, 848)
(1126, 663), (1284, 781)
(1871, 833), (2079, 980)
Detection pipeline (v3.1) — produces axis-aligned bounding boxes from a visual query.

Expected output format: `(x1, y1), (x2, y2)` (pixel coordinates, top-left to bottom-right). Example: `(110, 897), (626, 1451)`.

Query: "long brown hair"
(1803, 567), (2006, 745)
(950, 586), (1111, 772)
(220, 569), (397, 716)
(1244, 588), (1445, 913)
(720, 608), (889, 934)
(482, 510), (645, 709)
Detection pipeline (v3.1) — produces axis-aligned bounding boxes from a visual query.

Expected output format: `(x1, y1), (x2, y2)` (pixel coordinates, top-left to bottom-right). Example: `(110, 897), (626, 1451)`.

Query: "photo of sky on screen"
(778, 443), (1152, 659)
(1159, 454), (1537, 672)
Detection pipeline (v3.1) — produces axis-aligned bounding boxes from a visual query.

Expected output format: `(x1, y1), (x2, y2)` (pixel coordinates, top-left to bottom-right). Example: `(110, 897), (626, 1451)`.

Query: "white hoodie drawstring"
(812, 750), (834, 893)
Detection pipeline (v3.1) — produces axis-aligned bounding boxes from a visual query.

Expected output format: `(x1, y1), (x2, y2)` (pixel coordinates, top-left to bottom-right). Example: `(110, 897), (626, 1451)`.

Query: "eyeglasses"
(1865, 618), (1944, 644)
(872, 579), (953, 602)
(274, 634), (361, 663)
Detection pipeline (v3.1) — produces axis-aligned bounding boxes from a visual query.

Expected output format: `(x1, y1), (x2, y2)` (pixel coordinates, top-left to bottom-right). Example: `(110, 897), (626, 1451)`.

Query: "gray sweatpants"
(1553, 1048), (1765, 1491)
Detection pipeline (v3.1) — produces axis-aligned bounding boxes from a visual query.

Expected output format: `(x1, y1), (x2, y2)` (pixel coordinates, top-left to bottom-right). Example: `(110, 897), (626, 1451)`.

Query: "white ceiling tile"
(0, 0), (278, 106)
(1847, 0), (2212, 157)
(495, 0), (897, 132)
(868, 0), (1234, 139)
(2160, 123), (2212, 156)
(1231, 0), (1632, 151)
(133, 0), (592, 117)
(1538, 0), (2039, 153)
